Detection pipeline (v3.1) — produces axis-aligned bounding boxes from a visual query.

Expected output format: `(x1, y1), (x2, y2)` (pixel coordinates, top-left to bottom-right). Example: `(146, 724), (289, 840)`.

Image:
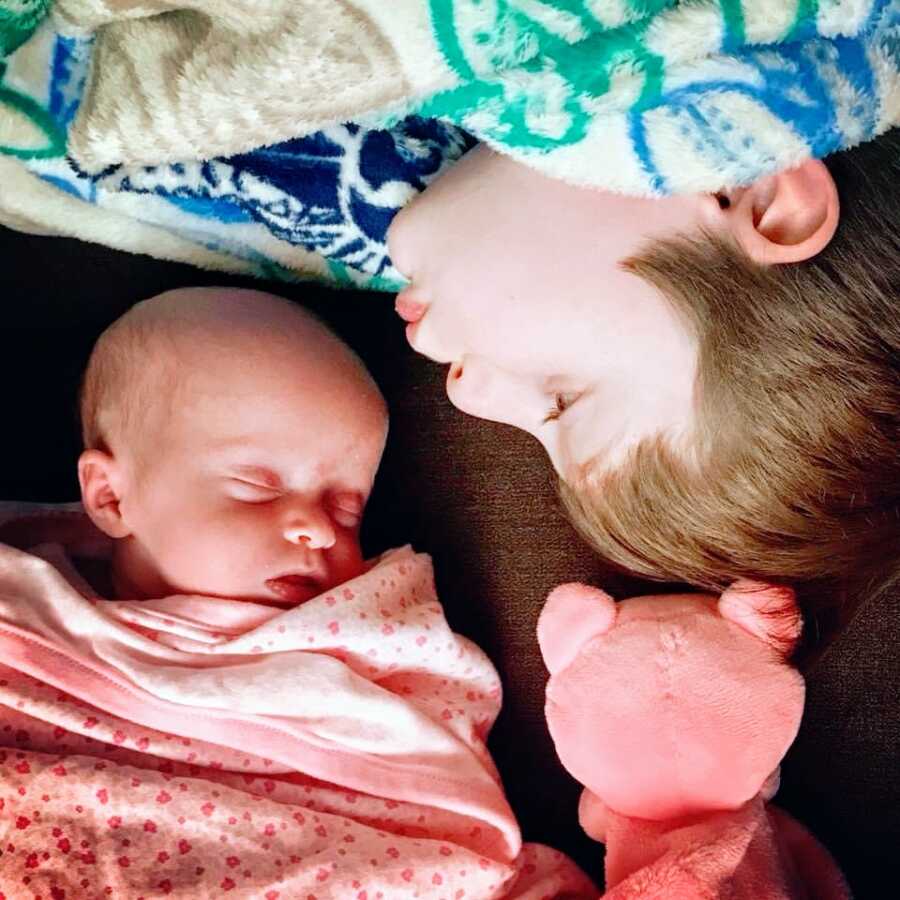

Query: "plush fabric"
(43, 0), (900, 188)
(1, 1), (898, 285)
(1, 225), (898, 897)
(538, 582), (850, 899)
(0, 0), (51, 55)
(0, 504), (595, 898)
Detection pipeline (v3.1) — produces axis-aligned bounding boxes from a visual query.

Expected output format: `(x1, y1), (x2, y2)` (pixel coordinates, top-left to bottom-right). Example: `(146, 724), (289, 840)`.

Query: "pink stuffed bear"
(537, 581), (852, 900)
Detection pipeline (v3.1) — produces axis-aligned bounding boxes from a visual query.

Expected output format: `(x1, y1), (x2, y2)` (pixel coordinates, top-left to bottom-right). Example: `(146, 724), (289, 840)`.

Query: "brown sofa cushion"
(2, 225), (898, 897)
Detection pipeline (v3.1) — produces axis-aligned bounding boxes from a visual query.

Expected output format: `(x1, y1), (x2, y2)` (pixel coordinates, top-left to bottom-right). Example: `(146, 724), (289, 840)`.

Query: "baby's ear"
(537, 583), (617, 675)
(718, 580), (802, 658)
(78, 449), (130, 539)
(578, 789), (611, 842)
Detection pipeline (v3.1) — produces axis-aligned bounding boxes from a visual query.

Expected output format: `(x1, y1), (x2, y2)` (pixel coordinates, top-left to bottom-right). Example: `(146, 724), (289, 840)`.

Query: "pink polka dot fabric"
(0, 505), (596, 899)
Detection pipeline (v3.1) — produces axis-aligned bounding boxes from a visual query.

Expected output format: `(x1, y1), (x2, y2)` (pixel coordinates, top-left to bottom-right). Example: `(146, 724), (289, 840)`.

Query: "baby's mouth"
(264, 574), (322, 605)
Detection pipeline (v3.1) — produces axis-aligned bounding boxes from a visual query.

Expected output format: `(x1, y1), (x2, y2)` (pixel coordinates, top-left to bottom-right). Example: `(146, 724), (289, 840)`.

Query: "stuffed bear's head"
(538, 582), (805, 825)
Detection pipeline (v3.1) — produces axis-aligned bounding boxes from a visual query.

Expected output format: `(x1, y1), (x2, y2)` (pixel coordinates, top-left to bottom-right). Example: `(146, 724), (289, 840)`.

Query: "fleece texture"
(0, 1), (898, 286)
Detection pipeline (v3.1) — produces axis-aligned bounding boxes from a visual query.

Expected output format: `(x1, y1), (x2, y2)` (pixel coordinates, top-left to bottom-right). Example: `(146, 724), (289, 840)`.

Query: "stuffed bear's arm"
(602, 799), (801, 900)
(603, 863), (716, 900)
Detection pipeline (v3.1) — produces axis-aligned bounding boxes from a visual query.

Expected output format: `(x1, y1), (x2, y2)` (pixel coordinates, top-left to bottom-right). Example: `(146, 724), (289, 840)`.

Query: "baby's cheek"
(328, 531), (366, 584)
(166, 509), (255, 585)
(208, 504), (272, 549)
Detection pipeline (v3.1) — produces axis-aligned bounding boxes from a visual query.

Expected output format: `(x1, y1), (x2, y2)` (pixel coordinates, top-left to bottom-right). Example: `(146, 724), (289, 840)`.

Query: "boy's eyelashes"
(543, 392), (580, 424)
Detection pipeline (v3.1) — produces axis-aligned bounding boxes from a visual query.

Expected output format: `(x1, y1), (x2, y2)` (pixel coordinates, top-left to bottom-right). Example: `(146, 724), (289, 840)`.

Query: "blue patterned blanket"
(1, 1), (898, 289)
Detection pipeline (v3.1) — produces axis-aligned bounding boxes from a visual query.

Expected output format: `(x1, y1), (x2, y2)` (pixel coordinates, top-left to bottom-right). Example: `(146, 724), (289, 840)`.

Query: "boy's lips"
(395, 293), (427, 323)
(264, 574), (322, 604)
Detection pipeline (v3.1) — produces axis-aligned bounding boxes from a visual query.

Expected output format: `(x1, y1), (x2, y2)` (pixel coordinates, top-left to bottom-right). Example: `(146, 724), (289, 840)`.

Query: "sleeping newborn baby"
(0, 288), (593, 899)
(76, 286), (387, 605)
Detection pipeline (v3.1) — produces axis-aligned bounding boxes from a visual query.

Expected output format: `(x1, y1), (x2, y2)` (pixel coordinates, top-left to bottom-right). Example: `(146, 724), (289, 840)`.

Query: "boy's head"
(388, 129), (900, 615)
(79, 288), (388, 604)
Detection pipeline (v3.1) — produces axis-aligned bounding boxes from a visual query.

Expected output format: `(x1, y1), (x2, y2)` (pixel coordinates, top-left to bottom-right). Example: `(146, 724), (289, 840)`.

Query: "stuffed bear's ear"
(718, 580), (802, 658)
(537, 583), (617, 675)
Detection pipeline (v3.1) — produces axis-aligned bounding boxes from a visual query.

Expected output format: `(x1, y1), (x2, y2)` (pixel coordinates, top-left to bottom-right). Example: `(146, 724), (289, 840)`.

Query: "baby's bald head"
(80, 287), (386, 460)
(80, 295), (175, 456)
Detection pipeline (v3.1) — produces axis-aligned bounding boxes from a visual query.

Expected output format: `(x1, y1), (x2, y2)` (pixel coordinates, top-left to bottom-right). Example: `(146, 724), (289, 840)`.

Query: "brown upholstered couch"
(2, 225), (898, 898)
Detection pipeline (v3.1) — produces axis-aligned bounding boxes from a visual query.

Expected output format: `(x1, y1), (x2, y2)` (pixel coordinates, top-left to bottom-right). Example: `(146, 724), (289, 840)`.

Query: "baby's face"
(114, 314), (387, 605)
(388, 146), (720, 479)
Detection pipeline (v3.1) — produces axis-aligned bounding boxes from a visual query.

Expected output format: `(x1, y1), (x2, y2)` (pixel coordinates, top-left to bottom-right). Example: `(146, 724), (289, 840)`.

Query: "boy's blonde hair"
(562, 129), (900, 629)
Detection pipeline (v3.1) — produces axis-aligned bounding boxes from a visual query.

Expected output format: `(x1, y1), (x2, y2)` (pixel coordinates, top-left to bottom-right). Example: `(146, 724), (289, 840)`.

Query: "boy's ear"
(78, 449), (131, 539)
(718, 158), (839, 265)
(718, 580), (802, 658)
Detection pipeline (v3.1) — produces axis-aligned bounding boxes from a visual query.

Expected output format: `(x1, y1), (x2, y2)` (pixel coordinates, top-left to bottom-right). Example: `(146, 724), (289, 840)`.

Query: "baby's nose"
(283, 504), (336, 550)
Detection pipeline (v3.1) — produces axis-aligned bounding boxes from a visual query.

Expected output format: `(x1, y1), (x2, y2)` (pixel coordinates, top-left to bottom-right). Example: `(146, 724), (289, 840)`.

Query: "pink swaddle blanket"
(0, 504), (595, 899)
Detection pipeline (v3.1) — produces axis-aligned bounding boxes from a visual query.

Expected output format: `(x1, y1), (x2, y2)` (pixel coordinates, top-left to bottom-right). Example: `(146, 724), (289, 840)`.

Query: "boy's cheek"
(386, 202), (426, 280)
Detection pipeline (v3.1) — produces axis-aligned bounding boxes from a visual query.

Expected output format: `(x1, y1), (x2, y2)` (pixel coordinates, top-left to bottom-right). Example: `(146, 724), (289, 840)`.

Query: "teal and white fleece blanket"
(1, 0), (899, 289)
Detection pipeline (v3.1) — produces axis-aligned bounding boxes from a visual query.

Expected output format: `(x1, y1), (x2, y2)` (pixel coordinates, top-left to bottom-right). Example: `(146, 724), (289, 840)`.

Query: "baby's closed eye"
(222, 472), (363, 527)
(329, 492), (364, 529)
(226, 478), (283, 503)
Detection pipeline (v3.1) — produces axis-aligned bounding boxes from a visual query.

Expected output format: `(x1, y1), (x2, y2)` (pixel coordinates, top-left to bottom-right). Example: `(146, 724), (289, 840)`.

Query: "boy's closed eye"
(543, 392), (580, 424)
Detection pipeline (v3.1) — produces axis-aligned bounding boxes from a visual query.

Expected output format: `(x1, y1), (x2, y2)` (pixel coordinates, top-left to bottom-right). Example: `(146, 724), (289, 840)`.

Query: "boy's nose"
(445, 355), (547, 433)
(283, 504), (336, 550)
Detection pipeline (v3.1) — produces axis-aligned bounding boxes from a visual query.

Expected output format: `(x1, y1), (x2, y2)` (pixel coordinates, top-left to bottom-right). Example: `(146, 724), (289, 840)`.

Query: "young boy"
(0, 288), (594, 899)
(389, 125), (900, 627)
(4, 1), (897, 629)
